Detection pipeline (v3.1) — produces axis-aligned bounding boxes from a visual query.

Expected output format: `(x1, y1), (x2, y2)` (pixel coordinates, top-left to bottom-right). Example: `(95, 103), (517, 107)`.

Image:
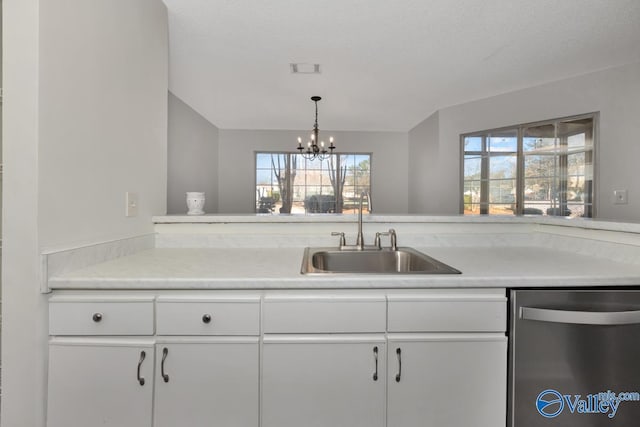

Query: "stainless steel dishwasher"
(509, 289), (640, 426)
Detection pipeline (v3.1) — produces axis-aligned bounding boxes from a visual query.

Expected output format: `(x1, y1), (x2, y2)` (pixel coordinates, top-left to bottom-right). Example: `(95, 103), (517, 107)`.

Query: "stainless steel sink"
(301, 247), (461, 274)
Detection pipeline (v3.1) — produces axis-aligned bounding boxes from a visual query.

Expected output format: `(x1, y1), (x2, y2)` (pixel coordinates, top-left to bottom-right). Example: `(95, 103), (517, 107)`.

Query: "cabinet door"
(154, 338), (259, 427)
(262, 336), (386, 427)
(47, 339), (154, 427)
(388, 334), (507, 427)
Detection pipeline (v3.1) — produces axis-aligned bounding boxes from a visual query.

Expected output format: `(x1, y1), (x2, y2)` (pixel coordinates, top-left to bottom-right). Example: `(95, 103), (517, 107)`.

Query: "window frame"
(254, 151), (373, 215)
(460, 112), (598, 217)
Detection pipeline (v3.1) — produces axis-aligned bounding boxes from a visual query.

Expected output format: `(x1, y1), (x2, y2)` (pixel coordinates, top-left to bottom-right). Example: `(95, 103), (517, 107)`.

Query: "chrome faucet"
(331, 191), (399, 251)
(355, 192), (368, 250)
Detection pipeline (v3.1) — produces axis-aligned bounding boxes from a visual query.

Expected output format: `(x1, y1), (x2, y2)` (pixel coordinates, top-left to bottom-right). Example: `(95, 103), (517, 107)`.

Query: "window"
(256, 152), (371, 214)
(462, 114), (596, 217)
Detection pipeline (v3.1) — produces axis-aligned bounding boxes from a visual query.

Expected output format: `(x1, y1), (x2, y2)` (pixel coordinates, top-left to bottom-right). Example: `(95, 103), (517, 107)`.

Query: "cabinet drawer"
(388, 294), (506, 333)
(49, 297), (154, 336)
(263, 295), (386, 333)
(156, 296), (260, 335)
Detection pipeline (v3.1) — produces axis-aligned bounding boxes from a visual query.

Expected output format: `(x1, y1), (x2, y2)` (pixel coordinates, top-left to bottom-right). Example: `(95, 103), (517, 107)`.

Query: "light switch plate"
(125, 192), (139, 217)
(614, 189), (628, 205)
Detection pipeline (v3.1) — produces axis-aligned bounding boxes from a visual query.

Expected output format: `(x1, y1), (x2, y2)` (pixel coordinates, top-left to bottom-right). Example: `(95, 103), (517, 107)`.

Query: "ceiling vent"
(290, 63), (321, 74)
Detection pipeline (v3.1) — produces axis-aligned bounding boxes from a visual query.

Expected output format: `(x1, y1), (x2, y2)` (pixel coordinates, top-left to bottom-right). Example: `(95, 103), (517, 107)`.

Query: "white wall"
(1, 1), (168, 426)
(2, 1), (43, 425)
(217, 129), (409, 214)
(167, 92), (219, 214)
(409, 62), (640, 220)
(38, 0), (168, 249)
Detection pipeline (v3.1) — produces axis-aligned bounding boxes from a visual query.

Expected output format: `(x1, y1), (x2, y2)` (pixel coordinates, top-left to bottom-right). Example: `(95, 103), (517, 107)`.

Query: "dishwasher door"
(509, 289), (640, 427)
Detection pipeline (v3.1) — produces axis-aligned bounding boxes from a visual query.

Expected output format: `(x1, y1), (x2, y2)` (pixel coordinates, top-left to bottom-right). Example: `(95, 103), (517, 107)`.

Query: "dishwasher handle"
(520, 306), (640, 325)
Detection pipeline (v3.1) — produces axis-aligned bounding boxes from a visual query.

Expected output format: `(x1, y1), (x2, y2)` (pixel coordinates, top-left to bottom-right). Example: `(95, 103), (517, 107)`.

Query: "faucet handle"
(331, 232), (346, 247)
(388, 229), (397, 251)
(374, 231), (390, 249)
(375, 229), (397, 250)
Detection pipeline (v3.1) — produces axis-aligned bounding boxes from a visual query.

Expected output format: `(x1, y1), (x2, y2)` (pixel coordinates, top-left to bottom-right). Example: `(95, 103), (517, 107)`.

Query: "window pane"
(558, 118), (593, 149)
(464, 136), (482, 152)
(523, 124), (556, 154)
(567, 133), (585, 148)
(256, 169), (272, 185)
(489, 155), (516, 180)
(488, 130), (517, 153)
(524, 153), (557, 214)
(464, 155), (481, 181)
(256, 153), (272, 169)
(524, 155), (557, 180)
(489, 179), (516, 205)
(463, 181), (481, 215)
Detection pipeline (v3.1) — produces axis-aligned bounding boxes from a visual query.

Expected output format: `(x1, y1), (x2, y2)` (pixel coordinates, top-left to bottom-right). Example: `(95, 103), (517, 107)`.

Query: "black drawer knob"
(92, 312), (103, 322)
(202, 314), (212, 324)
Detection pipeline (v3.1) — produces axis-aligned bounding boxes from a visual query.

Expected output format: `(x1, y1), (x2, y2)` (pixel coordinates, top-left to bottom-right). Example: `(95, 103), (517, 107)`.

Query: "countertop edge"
(48, 275), (640, 291)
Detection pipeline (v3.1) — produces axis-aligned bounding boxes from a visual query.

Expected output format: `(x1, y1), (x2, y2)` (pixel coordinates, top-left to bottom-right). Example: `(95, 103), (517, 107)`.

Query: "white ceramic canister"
(186, 192), (205, 215)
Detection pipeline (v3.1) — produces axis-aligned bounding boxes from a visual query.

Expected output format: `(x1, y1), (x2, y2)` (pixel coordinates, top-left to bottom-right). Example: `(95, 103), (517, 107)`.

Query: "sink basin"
(301, 247), (461, 274)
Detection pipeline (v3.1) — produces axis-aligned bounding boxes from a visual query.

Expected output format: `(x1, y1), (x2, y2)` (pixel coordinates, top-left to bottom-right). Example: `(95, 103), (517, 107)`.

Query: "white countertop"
(47, 245), (640, 290)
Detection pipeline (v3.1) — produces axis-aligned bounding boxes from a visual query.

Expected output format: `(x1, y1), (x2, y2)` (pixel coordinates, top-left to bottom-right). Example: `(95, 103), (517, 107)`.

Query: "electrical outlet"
(125, 192), (139, 217)
(614, 189), (628, 205)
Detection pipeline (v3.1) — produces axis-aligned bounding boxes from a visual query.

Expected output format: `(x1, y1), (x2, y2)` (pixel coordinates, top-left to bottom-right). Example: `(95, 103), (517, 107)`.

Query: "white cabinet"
(47, 295), (156, 427)
(387, 290), (508, 427)
(153, 296), (261, 427)
(154, 338), (259, 427)
(47, 294), (261, 427)
(262, 294), (387, 427)
(387, 334), (507, 427)
(47, 338), (155, 427)
(262, 336), (386, 427)
(46, 289), (507, 427)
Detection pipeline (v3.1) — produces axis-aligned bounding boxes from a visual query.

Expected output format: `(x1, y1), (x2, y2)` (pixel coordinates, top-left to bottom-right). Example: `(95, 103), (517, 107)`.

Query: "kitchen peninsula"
(47, 215), (640, 290)
(43, 215), (640, 427)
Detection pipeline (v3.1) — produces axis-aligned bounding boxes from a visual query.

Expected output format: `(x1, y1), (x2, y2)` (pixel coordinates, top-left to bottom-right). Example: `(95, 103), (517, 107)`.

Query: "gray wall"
(38, 0), (169, 248)
(167, 92), (219, 214)
(409, 62), (640, 220)
(408, 111), (440, 213)
(217, 129), (409, 214)
(2, 1), (168, 425)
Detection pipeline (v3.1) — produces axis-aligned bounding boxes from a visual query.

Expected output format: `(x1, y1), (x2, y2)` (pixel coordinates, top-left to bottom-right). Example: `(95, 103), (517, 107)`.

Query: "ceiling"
(163, 0), (640, 132)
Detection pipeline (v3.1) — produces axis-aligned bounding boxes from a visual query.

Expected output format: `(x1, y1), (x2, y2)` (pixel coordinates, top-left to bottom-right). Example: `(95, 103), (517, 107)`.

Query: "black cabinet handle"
(92, 312), (103, 322)
(137, 351), (146, 386)
(372, 346), (379, 381)
(161, 347), (170, 383)
(202, 314), (212, 324)
(395, 348), (402, 383)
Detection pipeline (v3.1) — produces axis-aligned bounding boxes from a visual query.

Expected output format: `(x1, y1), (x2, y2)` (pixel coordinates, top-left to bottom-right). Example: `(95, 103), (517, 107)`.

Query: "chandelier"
(296, 96), (336, 160)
